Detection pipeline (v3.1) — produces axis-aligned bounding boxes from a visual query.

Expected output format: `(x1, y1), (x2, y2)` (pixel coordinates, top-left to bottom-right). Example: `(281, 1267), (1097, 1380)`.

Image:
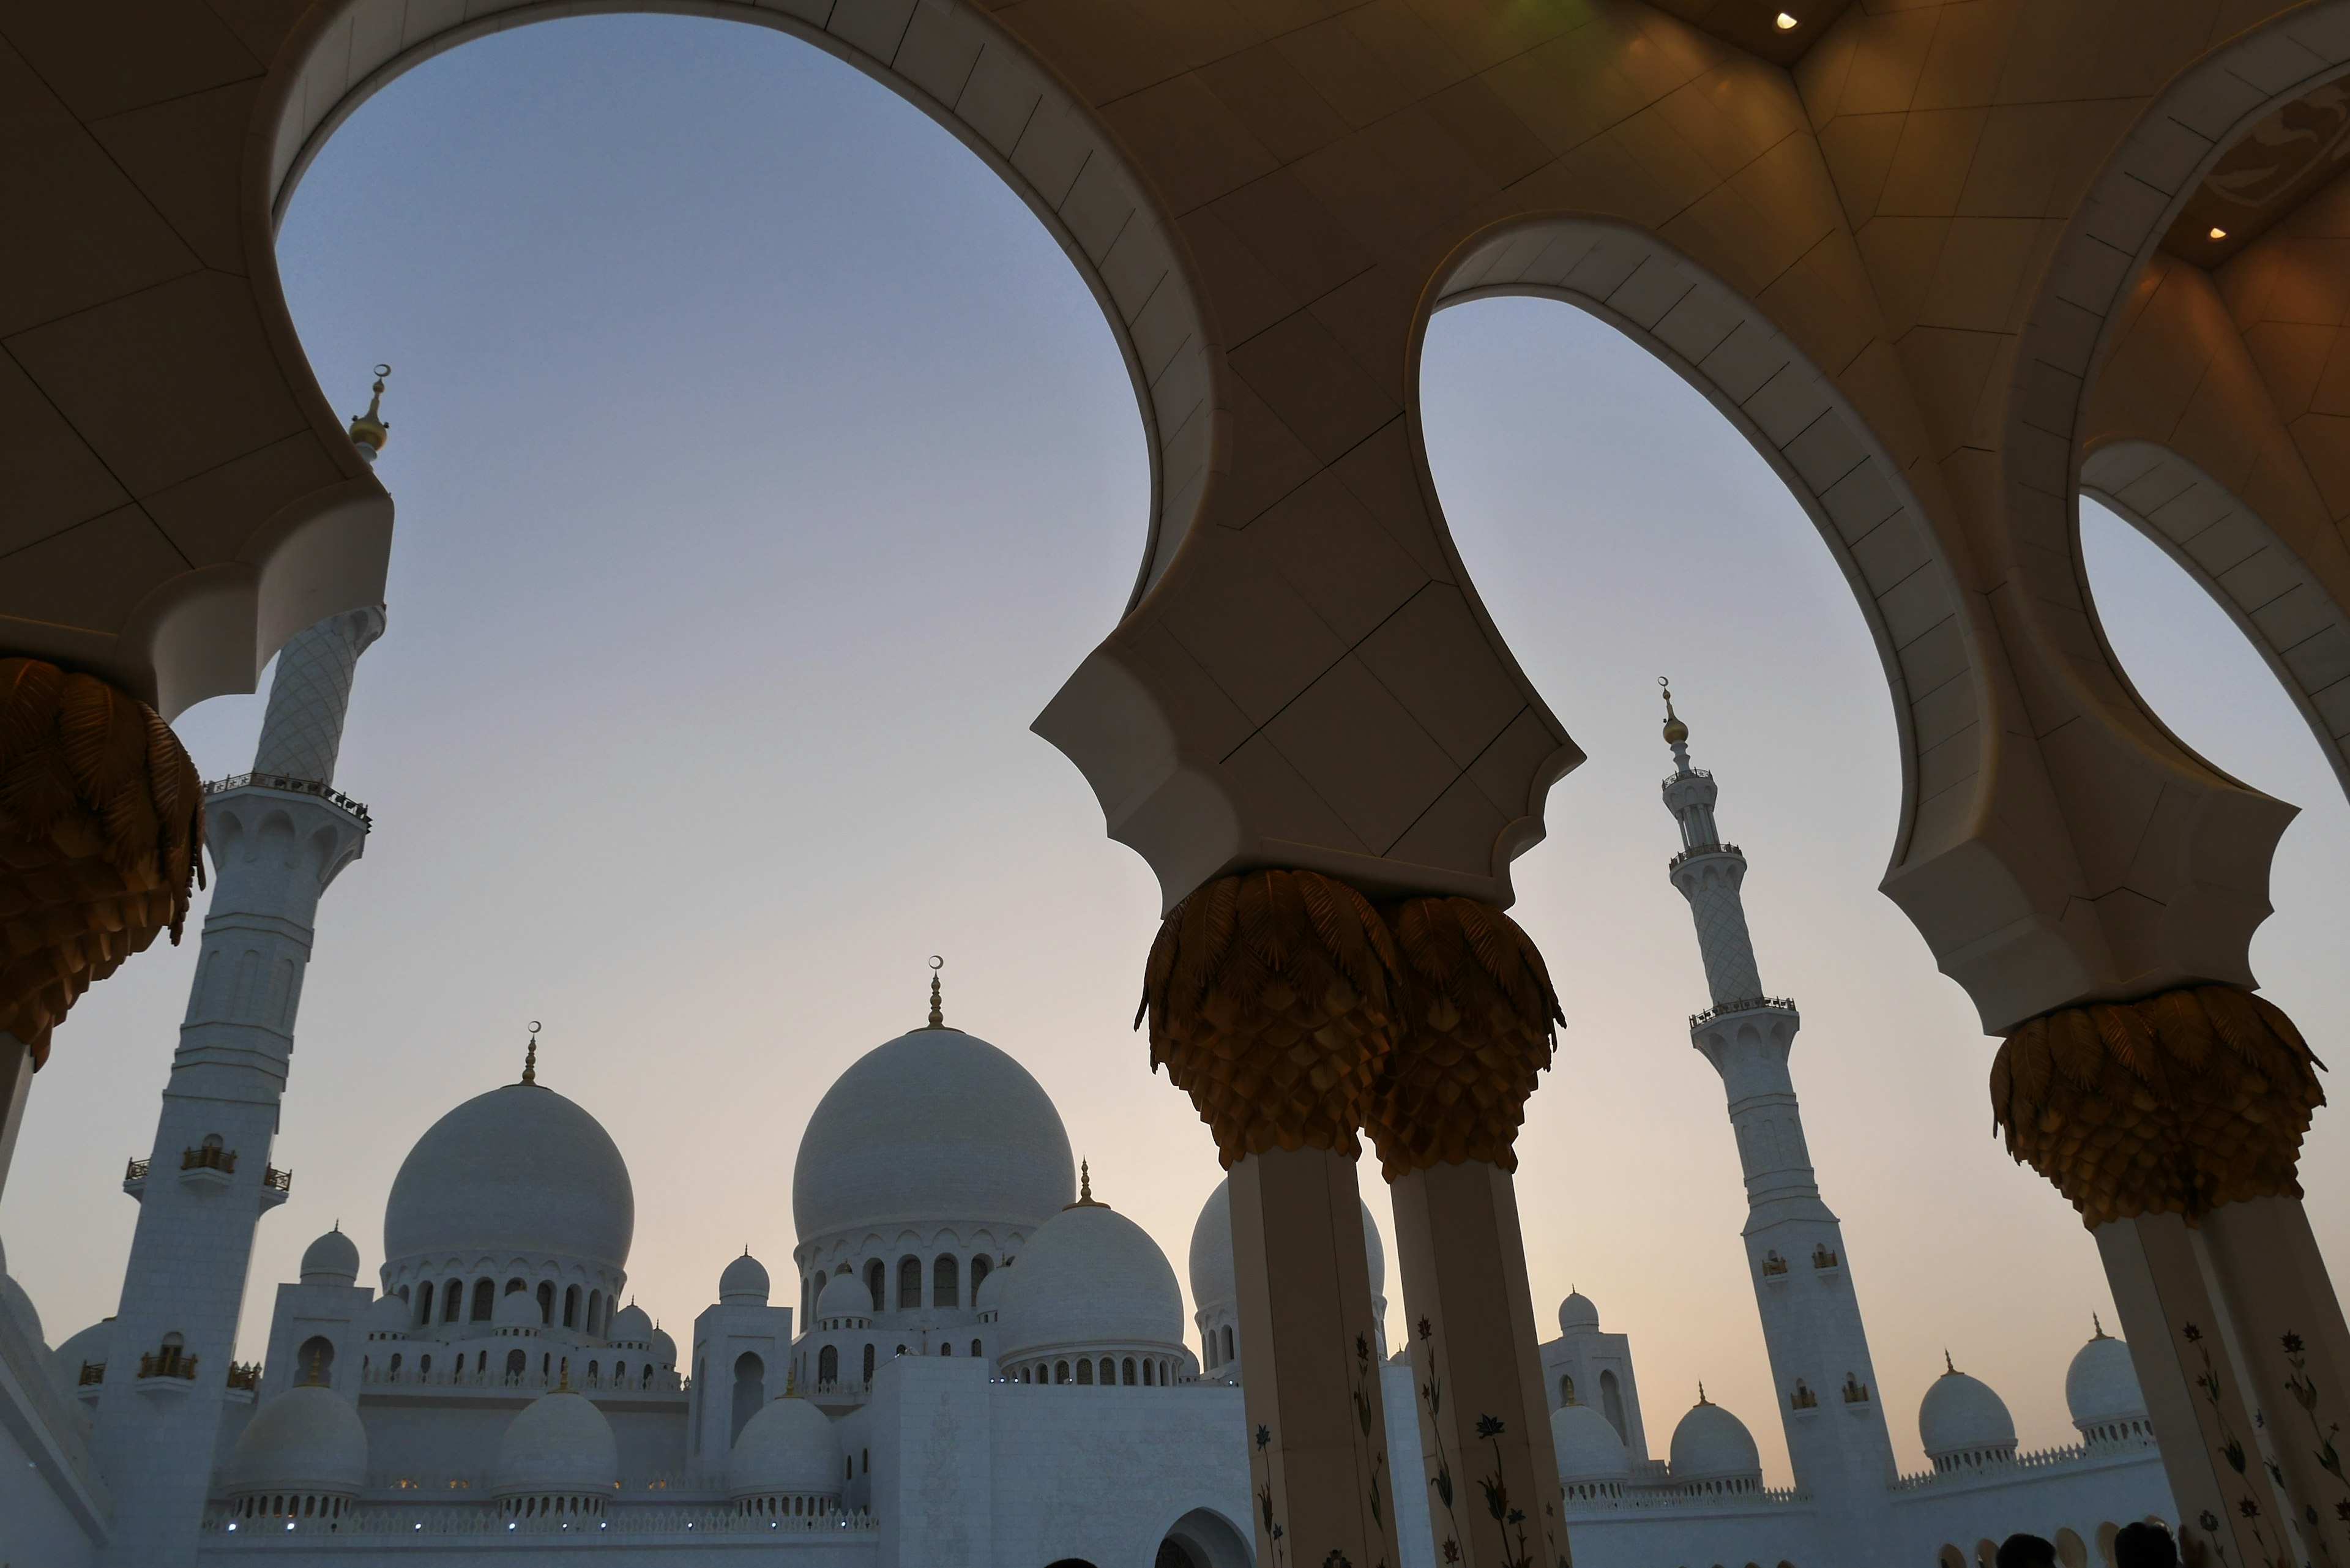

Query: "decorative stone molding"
(1138, 869), (1398, 1167)
(1991, 985), (2325, 1228)
(1363, 897), (1562, 1182)
(0, 659), (204, 1066)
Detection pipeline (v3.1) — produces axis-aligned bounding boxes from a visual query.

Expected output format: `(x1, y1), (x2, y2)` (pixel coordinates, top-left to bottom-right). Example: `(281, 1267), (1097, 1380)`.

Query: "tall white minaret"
(87, 374), (392, 1567)
(1658, 682), (1895, 1568)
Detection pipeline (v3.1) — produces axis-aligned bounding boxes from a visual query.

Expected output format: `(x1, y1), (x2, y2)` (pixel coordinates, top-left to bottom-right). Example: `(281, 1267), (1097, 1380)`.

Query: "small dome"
(300, 1228), (360, 1286)
(719, 1252), (770, 1306)
(494, 1289), (543, 1332)
(1, 1269), (45, 1350)
(650, 1326), (677, 1368)
(1669, 1397), (1761, 1482)
(227, 1384), (370, 1496)
(384, 1082), (633, 1274)
(996, 1200), (1183, 1360)
(971, 1271), (995, 1316)
(610, 1304), (654, 1347)
(365, 1294), (411, 1335)
(1187, 1175), (1385, 1312)
(493, 1389), (618, 1497)
(1920, 1362), (2018, 1462)
(815, 1273), (868, 1323)
(726, 1394), (842, 1498)
(49, 1320), (111, 1402)
(1559, 1292), (1600, 1335)
(793, 1029), (1072, 1242)
(2067, 1327), (2146, 1431)
(1552, 1402), (1630, 1482)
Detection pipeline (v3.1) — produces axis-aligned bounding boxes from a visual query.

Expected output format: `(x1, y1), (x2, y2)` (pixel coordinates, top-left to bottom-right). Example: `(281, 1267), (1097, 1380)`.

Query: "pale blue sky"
(6, 14), (2344, 1485)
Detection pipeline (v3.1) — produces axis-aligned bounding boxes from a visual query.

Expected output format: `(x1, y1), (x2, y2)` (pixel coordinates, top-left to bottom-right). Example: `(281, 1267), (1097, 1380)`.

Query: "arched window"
(1122, 1357), (1136, 1385)
(1601, 1369), (1627, 1443)
(862, 1343), (875, 1383)
(1143, 1359), (1154, 1386)
(447, 1280), (466, 1323)
(731, 1353), (765, 1444)
(865, 1260), (886, 1312)
(562, 1285), (579, 1328)
(1561, 1373), (1575, 1406)
(505, 1348), (526, 1380)
(542, 1353), (550, 1379)
(419, 1354), (431, 1376)
(587, 1360), (598, 1384)
(938, 1341), (952, 1356)
(536, 1281), (556, 1324)
(389, 1353), (402, 1375)
(970, 1255), (990, 1296)
(819, 1345), (838, 1384)
(1222, 1325), (1234, 1362)
(1020, 1367), (1031, 1383)
(971, 1338), (981, 1357)
(470, 1279), (494, 1321)
(416, 1282), (434, 1324)
(933, 1253), (959, 1307)
(587, 1289), (600, 1331)
(1056, 1360), (1070, 1384)
(641, 1364), (653, 1389)
(615, 1361), (626, 1383)
(297, 1335), (335, 1383)
(898, 1255), (922, 1310)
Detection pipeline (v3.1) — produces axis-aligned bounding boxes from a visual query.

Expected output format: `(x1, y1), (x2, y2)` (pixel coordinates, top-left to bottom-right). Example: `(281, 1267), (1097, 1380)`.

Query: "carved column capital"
(1138, 868), (1400, 1166)
(1364, 896), (1562, 1182)
(1991, 984), (2325, 1228)
(0, 659), (204, 1066)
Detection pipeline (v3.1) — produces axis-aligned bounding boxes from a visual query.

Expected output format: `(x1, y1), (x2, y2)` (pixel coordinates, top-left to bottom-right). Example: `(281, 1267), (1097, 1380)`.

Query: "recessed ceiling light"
(2209, 226), (2228, 241)
(1775, 11), (1799, 27)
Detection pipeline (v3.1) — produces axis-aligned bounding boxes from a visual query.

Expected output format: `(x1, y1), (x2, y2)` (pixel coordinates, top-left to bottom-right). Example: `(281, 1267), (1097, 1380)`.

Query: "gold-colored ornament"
(1138, 868), (1400, 1167)
(1363, 895), (1562, 1180)
(0, 659), (204, 1066)
(1989, 984), (2326, 1228)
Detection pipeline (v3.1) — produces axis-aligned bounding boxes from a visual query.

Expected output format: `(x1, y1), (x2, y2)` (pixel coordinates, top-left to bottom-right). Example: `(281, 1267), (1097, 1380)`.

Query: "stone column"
(0, 1031), (30, 1204)
(1367, 895), (1567, 1568)
(1994, 985), (2347, 1568)
(1141, 869), (1405, 1568)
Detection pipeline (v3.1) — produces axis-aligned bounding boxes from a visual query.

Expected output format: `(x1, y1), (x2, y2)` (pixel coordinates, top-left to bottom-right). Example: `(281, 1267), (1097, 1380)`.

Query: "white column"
(88, 607), (380, 1567)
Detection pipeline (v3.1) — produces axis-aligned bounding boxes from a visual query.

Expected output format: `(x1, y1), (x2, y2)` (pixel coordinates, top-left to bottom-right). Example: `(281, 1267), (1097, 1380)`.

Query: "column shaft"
(1390, 1160), (1565, 1568)
(1231, 1146), (1403, 1568)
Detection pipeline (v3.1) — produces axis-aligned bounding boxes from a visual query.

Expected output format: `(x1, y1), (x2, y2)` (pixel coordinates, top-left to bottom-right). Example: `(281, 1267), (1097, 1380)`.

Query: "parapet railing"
(125, 1158), (149, 1182)
(228, 1362), (262, 1391)
(263, 1166), (293, 1193)
(1890, 1433), (2158, 1490)
(184, 1144), (237, 1173)
(359, 1364), (684, 1395)
(204, 1503), (881, 1537)
(1688, 996), (1799, 1028)
(1668, 840), (1742, 870)
(204, 772), (372, 828)
(138, 1346), (199, 1380)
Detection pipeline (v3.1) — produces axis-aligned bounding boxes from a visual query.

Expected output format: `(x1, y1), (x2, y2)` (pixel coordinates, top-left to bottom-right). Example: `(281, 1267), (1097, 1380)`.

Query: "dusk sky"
(6, 13), (2346, 1487)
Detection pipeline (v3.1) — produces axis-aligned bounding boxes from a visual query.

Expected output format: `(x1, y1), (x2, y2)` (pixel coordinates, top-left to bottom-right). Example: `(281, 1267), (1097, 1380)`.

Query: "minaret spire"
(1660, 683), (1895, 1565)
(521, 1021), (540, 1086)
(926, 955), (946, 1029)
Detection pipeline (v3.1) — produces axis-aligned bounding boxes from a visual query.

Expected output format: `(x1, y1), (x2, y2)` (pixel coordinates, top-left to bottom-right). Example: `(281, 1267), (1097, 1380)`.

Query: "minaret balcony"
(202, 771), (372, 831)
(123, 1157), (149, 1198)
(1687, 995), (1797, 1028)
(1667, 840), (1742, 870)
(134, 1346), (200, 1389)
(261, 1165), (292, 1210)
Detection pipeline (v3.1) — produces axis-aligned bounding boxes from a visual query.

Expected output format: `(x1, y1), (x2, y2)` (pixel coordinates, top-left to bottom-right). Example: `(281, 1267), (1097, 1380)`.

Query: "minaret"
(87, 375), (391, 1567)
(1657, 683), (1895, 1568)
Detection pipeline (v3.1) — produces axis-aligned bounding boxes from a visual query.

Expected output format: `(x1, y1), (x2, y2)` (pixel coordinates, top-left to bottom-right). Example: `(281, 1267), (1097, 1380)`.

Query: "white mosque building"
(0, 591), (2180, 1568)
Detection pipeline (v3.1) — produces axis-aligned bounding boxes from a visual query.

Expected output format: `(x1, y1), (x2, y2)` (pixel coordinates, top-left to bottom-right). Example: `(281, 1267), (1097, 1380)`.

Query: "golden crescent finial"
(521, 1021), (540, 1086)
(927, 958), (945, 1029)
(348, 365), (391, 454)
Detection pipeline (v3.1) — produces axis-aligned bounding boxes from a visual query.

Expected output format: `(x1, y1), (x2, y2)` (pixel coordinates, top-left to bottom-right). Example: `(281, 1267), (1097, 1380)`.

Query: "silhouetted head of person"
(1997, 1535), (2059, 1568)
(2116, 1522), (2180, 1568)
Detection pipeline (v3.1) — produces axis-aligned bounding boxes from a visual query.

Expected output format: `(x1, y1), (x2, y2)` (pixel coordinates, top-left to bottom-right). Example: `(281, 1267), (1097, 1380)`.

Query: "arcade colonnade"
(9, 0), (2350, 1564)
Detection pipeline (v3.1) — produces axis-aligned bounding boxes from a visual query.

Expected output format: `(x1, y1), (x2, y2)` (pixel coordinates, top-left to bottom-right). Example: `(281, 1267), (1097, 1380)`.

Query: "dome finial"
(303, 1345), (325, 1387)
(521, 1020), (540, 1086)
(347, 364), (390, 459)
(1696, 1381), (1709, 1405)
(1660, 675), (1689, 747)
(927, 955), (945, 1029)
(1066, 1158), (1103, 1209)
(1944, 1349), (1956, 1375)
(2092, 1312), (2109, 1339)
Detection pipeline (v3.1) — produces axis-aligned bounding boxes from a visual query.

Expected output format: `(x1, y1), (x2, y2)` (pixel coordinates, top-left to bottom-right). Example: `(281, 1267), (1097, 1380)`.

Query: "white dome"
(365, 1294), (411, 1335)
(815, 1272), (869, 1323)
(1669, 1398), (1761, 1482)
(383, 1082), (633, 1272)
(971, 1270), (995, 1316)
(493, 1389), (618, 1496)
(227, 1384), (370, 1496)
(494, 1288), (543, 1332)
(726, 1395), (842, 1498)
(1, 1269), (45, 1350)
(650, 1327), (677, 1367)
(49, 1320), (110, 1401)
(1187, 1175), (1386, 1312)
(610, 1304), (654, 1346)
(1559, 1292), (1599, 1334)
(1920, 1365), (2017, 1461)
(300, 1228), (360, 1286)
(793, 1028), (1071, 1242)
(720, 1252), (769, 1306)
(1552, 1402), (1630, 1482)
(2067, 1329), (2146, 1430)
(996, 1201), (1184, 1359)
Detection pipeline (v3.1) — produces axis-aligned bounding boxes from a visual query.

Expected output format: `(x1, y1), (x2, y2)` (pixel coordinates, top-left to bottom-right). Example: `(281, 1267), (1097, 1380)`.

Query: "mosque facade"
(0, 583), (2179, 1568)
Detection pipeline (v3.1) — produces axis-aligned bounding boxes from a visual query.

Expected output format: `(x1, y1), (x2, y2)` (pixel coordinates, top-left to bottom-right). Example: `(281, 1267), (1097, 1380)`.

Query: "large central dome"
(383, 1083), (634, 1271)
(793, 1028), (1072, 1242)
